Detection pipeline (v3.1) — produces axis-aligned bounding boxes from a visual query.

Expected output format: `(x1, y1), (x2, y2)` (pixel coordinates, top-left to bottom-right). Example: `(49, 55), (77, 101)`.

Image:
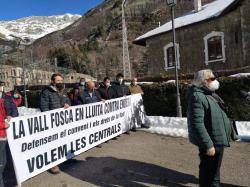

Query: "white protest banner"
(7, 94), (145, 186)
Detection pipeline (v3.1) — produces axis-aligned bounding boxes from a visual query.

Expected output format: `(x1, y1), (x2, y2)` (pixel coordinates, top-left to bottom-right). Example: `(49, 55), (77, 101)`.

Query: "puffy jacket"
(112, 81), (130, 98)
(0, 93), (18, 138)
(97, 83), (116, 100)
(84, 90), (102, 104)
(187, 85), (233, 150)
(39, 85), (70, 112)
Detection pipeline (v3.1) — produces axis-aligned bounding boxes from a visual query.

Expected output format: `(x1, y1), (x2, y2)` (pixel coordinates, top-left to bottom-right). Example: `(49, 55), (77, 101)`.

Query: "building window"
(204, 31), (226, 65)
(163, 42), (180, 71)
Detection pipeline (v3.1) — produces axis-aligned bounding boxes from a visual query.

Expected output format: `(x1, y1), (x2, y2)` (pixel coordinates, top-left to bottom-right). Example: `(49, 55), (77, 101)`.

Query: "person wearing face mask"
(39, 73), (70, 174)
(112, 73), (130, 98)
(187, 69), (237, 187)
(11, 89), (22, 107)
(129, 77), (144, 95)
(98, 77), (116, 100)
(83, 81), (102, 104)
(78, 78), (86, 90)
(0, 80), (18, 187)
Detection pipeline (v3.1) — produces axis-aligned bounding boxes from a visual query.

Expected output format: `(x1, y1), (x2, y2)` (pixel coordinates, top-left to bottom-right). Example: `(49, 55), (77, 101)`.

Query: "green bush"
(141, 77), (250, 121)
(22, 77), (250, 121)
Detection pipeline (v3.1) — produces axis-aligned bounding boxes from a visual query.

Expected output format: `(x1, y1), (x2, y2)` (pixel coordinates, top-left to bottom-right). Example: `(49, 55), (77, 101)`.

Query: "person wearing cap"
(0, 80), (18, 187)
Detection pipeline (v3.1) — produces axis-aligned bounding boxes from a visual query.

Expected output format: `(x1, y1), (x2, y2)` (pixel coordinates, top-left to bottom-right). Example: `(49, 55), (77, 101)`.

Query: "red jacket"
(0, 94), (18, 138)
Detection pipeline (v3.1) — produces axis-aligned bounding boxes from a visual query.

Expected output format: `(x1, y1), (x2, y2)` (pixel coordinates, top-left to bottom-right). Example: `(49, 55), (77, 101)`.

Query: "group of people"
(0, 68), (239, 187)
(40, 73), (144, 112)
(39, 72), (144, 174)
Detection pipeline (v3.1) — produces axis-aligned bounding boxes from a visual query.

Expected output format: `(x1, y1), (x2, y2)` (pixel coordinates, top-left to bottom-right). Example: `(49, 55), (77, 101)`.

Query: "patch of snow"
(144, 116), (188, 138)
(18, 107), (40, 116)
(17, 107), (250, 141)
(135, 0), (236, 42)
(0, 14), (81, 42)
(228, 73), (250, 78)
(144, 116), (250, 141)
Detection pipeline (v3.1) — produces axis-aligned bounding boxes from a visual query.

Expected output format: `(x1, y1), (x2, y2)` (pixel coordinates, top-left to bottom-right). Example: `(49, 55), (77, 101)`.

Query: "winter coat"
(187, 85), (233, 150)
(97, 83), (116, 100)
(128, 84), (143, 94)
(5, 91), (22, 107)
(112, 81), (130, 98)
(39, 85), (70, 112)
(83, 90), (102, 104)
(0, 93), (18, 138)
(68, 87), (84, 106)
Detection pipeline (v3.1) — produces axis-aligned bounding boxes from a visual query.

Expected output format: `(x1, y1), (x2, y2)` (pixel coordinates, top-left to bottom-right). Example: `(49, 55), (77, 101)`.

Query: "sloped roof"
(134, 0), (240, 45)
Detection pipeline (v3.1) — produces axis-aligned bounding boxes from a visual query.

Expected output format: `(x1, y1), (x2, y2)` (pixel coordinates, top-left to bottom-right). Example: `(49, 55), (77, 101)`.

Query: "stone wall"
(145, 1), (249, 78)
(0, 65), (95, 86)
(241, 0), (250, 66)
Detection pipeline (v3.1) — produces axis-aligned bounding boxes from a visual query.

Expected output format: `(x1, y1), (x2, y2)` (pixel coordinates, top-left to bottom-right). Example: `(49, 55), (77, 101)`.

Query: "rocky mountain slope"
(0, 14), (81, 42)
(1, 0), (214, 80)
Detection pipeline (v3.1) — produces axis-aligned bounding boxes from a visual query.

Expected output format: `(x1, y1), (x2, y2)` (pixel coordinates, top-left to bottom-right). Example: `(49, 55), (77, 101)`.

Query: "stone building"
(133, 0), (250, 78)
(0, 65), (95, 87)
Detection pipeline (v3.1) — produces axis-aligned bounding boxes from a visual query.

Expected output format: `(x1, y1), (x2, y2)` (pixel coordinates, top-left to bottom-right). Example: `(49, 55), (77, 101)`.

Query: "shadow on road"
(61, 156), (198, 187)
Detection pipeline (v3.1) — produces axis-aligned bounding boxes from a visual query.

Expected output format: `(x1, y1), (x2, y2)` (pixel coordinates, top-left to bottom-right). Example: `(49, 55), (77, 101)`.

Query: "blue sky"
(0, 0), (103, 21)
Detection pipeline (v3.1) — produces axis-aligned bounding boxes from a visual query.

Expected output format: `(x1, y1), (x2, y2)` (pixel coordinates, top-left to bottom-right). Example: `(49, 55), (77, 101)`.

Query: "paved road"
(5, 131), (250, 187)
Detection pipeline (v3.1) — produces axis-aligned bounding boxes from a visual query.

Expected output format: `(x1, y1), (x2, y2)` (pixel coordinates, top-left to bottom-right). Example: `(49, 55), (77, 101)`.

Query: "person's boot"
(49, 165), (60, 174)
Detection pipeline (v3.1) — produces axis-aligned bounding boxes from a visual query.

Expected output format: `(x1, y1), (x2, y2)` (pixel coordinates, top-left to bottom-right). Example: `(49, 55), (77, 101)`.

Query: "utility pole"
(10, 34), (29, 107)
(167, 0), (182, 117)
(122, 0), (132, 80)
(54, 57), (58, 73)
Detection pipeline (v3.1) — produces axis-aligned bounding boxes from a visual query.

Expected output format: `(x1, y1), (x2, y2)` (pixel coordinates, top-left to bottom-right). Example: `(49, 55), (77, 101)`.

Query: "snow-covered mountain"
(0, 13), (81, 43)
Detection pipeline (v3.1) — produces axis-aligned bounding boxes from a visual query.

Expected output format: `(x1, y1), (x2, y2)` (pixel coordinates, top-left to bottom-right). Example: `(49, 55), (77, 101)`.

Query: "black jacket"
(39, 85), (70, 112)
(98, 83), (116, 100)
(112, 81), (130, 98)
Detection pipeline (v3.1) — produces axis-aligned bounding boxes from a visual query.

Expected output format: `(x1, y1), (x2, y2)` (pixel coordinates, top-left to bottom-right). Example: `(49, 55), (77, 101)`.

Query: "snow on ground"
(228, 73), (250, 78)
(144, 116), (250, 141)
(144, 116), (188, 138)
(17, 107), (250, 141)
(18, 107), (40, 116)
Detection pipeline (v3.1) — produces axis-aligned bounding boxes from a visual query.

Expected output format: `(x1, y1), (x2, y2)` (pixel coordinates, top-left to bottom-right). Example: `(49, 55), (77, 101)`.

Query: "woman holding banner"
(0, 80), (19, 187)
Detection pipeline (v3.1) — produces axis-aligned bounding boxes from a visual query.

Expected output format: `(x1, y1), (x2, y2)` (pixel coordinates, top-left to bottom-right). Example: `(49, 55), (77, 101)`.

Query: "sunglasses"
(206, 77), (216, 81)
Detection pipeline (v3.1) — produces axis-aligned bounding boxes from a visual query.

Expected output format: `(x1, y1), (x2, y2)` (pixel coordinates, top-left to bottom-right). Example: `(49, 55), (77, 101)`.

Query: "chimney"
(194, 0), (202, 12)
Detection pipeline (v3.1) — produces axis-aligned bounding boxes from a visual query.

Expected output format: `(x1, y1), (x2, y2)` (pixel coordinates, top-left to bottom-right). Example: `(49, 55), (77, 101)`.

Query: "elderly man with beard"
(187, 69), (236, 187)
(39, 73), (70, 174)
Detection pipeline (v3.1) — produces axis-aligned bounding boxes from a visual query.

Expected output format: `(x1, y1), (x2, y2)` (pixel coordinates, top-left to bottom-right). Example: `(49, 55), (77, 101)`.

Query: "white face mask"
(105, 83), (111, 87)
(0, 86), (4, 92)
(118, 79), (123, 84)
(208, 80), (220, 91)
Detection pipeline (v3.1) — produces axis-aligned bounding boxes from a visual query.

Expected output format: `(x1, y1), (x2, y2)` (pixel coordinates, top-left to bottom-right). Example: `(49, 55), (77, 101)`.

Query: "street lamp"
(18, 44), (29, 108)
(166, 0), (182, 117)
(10, 35), (29, 108)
